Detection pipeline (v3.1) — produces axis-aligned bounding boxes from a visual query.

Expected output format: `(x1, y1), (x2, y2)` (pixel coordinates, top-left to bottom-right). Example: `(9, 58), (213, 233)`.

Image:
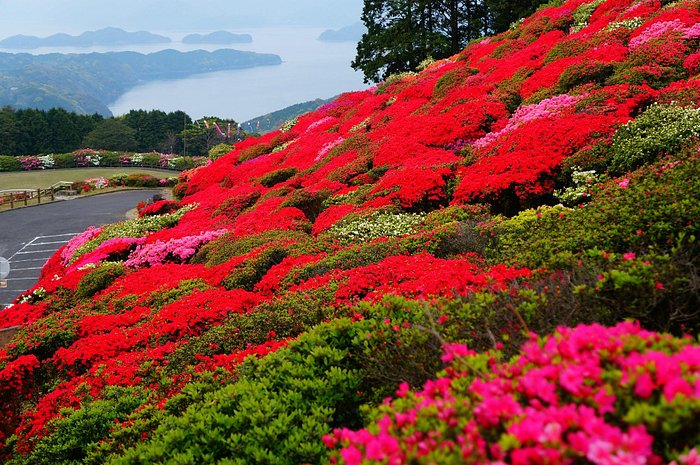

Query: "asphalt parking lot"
(0, 190), (161, 307)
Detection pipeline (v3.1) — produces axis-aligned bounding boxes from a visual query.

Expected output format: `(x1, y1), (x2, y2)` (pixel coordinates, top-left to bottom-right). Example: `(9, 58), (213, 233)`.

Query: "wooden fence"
(0, 182), (76, 210)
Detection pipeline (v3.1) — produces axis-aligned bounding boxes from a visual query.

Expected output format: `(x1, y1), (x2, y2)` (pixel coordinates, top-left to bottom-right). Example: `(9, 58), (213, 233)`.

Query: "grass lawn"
(0, 168), (177, 190)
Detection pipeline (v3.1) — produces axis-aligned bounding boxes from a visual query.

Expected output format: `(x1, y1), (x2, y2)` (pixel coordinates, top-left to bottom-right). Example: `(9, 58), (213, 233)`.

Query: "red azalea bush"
(2, 0), (700, 463)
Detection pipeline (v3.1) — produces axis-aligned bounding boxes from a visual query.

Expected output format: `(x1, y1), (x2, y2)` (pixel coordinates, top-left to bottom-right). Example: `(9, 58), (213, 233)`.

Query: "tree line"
(353, 0), (552, 82)
(0, 106), (246, 157)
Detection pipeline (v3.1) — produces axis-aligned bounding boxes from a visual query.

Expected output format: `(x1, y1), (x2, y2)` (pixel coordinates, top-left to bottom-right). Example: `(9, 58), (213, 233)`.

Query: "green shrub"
(609, 103), (700, 173)
(281, 238), (409, 288)
(222, 246), (290, 291)
(433, 65), (479, 99)
(108, 173), (128, 186)
(124, 173), (159, 187)
(280, 189), (330, 222)
(0, 156), (21, 171)
(553, 167), (607, 206)
(99, 151), (121, 166)
(75, 263), (127, 300)
(141, 153), (160, 167)
(6, 312), (79, 361)
(53, 153), (76, 169)
(486, 153), (700, 268)
(569, 0), (604, 32)
(111, 309), (445, 465)
(557, 60), (615, 92)
(192, 229), (310, 267)
(259, 167), (298, 187)
(209, 143), (233, 161)
(145, 278), (213, 310)
(6, 386), (148, 465)
(166, 286), (339, 373)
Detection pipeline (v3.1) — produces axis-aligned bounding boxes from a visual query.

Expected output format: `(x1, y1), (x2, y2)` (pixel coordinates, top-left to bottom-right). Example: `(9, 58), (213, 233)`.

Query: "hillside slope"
(1, 0), (700, 464)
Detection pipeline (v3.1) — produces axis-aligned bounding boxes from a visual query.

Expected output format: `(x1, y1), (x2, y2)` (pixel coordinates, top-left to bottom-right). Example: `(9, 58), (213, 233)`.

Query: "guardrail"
(0, 182), (76, 209)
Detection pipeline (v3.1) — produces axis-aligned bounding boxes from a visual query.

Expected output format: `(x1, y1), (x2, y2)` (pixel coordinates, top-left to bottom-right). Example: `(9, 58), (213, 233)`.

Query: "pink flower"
(663, 377), (693, 402)
(618, 178), (629, 189)
(340, 445), (363, 465)
(634, 373), (655, 398)
(623, 252), (636, 261)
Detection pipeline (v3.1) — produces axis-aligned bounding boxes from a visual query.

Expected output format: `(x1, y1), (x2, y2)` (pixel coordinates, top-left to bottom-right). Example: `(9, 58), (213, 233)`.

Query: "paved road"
(0, 190), (161, 307)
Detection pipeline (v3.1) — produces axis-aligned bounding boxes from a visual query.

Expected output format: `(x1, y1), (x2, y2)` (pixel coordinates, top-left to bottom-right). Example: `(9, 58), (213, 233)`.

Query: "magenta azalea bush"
(329, 321), (700, 465)
(1, 0), (700, 463)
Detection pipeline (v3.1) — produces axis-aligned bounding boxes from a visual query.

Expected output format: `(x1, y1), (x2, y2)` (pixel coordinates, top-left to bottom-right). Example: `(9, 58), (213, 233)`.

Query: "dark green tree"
(44, 108), (82, 153)
(484, 0), (549, 34)
(0, 106), (19, 155)
(353, 0), (549, 83)
(82, 119), (138, 151)
(180, 117), (238, 156)
(15, 109), (50, 155)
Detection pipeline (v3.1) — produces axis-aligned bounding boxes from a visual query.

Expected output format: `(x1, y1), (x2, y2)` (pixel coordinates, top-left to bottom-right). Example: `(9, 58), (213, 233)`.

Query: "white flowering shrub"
(610, 103), (700, 173)
(38, 154), (55, 169)
(329, 211), (425, 242)
(555, 168), (607, 206)
(70, 204), (198, 260)
(280, 117), (298, 133)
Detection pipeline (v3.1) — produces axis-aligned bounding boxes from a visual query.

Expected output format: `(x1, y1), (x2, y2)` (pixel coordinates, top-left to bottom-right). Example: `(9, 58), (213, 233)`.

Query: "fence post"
(37, 189), (41, 204)
(10, 195), (13, 209)
(23, 191), (28, 206)
(51, 187), (55, 201)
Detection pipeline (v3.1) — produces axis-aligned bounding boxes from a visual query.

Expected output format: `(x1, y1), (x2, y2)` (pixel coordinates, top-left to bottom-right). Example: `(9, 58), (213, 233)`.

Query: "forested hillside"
(1, 0), (699, 464)
(0, 49), (281, 116)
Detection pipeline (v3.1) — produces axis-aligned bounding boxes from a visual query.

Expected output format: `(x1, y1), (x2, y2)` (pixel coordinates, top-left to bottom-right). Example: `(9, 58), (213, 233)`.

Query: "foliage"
(610, 103), (700, 174)
(82, 119), (138, 151)
(208, 143), (233, 160)
(330, 322), (700, 465)
(328, 210), (425, 243)
(3, 1), (700, 463)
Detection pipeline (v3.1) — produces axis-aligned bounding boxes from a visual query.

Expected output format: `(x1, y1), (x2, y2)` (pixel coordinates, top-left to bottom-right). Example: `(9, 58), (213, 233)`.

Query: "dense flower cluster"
(2, 150), (207, 172)
(329, 322), (700, 465)
(1, 0), (700, 463)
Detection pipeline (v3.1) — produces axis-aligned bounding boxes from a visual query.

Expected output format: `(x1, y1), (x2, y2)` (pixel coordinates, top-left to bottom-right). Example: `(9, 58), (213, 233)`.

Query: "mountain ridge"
(0, 27), (171, 49)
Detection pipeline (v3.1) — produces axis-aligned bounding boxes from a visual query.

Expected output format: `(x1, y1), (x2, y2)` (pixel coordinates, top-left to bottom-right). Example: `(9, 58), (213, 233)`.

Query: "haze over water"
(107, 27), (368, 122)
(0, 0), (367, 122)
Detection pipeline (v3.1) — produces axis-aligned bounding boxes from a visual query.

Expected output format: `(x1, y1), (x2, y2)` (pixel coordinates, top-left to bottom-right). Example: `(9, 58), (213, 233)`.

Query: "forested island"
(317, 22), (365, 42)
(0, 48), (282, 116)
(0, 27), (171, 49)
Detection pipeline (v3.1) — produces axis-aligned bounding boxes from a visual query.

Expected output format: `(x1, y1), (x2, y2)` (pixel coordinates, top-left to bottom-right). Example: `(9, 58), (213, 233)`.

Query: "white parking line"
(9, 258), (47, 263)
(15, 250), (59, 255)
(12, 267), (44, 271)
(32, 241), (71, 246)
(36, 233), (82, 239)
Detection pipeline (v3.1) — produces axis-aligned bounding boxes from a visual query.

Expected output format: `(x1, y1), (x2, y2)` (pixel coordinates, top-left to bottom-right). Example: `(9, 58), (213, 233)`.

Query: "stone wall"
(0, 326), (19, 348)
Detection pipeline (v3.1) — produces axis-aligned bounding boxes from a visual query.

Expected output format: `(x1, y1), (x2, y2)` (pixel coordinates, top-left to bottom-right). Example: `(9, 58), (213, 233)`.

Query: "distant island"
(0, 27), (171, 49)
(182, 31), (253, 44)
(0, 49), (282, 116)
(318, 23), (365, 42)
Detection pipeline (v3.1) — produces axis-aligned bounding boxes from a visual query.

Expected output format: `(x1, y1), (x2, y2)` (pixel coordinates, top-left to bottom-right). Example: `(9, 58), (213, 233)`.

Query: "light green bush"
(610, 103), (700, 173)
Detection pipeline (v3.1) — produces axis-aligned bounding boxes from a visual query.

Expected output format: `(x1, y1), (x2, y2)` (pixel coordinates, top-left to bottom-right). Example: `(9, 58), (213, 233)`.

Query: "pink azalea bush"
(329, 322), (700, 465)
(124, 229), (228, 268)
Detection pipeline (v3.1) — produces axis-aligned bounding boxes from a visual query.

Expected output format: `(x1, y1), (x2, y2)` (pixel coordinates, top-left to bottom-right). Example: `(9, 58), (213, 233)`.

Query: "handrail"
(0, 184), (74, 209)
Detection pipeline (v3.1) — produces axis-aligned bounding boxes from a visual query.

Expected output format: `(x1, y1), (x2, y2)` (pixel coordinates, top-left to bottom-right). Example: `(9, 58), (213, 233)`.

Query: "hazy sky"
(0, 0), (364, 36)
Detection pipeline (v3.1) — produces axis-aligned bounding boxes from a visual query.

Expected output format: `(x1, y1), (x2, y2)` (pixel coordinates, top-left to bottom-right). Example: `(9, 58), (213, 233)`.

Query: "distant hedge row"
(0, 149), (208, 172)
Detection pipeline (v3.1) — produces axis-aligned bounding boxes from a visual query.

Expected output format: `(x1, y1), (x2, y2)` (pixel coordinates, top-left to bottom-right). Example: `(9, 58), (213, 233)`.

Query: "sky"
(0, 0), (365, 37)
